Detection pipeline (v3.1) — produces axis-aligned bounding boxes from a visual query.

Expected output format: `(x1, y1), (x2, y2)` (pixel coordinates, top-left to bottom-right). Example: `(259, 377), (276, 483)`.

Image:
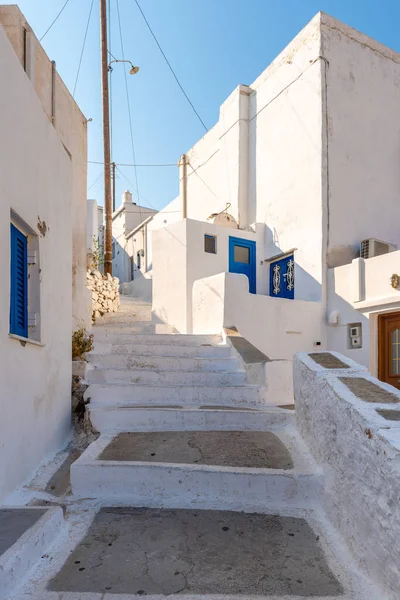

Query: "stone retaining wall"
(294, 351), (400, 600)
(86, 270), (120, 321)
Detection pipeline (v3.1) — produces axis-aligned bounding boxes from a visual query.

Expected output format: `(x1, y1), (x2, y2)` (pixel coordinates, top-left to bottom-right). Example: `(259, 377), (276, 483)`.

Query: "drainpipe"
(51, 60), (56, 125)
(179, 153), (187, 219)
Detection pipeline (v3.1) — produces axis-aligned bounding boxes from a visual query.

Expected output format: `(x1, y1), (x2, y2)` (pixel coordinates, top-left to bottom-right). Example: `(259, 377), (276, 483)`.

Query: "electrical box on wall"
(348, 323), (362, 349)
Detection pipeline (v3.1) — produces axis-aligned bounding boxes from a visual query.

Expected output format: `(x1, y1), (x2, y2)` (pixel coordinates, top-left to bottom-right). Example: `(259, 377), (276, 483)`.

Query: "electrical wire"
(87, 171), (104, 192)
(116, 165), (157, 211)
(88, 160), (176, 167)
(133, 0), (208, 132)
(188, 161), (220, 201)
(73, 0), (95, 97)
(116, 0), (141, 209)
(40, 0), (71, 42)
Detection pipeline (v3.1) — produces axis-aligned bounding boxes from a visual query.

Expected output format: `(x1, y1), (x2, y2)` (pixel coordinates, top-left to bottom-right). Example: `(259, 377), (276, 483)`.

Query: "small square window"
(204, 234), (216, 254)
(234, 244), (250, 263)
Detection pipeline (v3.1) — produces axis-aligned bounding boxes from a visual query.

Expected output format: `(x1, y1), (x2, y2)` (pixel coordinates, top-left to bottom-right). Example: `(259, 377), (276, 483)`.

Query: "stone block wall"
(86, 270), (120, 321)
(294, 351), (400, 600)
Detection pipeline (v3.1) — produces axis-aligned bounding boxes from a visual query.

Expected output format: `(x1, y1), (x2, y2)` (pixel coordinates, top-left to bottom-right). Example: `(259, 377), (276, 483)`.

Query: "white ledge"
(353, 295), (400, 311)
(9, 333), (44, 347)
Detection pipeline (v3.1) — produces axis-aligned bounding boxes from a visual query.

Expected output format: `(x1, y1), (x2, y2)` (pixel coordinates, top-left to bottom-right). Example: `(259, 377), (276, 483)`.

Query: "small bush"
(72, 327), (94, 359)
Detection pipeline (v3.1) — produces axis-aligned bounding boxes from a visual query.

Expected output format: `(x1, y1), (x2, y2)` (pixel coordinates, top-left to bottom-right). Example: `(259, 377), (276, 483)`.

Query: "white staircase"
(16, 296), (381, 600)
(72, 296), (320, 514)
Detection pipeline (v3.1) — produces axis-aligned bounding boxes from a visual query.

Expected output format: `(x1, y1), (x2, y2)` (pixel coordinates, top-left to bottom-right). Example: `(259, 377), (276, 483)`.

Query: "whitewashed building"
(112, 190), (157, 284)
(0, 6), (89, 501)
(146, 12), (400, 393)
(86, 198), (104, 269)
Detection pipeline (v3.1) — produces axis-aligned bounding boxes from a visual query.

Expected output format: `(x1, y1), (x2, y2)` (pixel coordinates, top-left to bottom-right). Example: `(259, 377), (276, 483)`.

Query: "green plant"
(72, 327), (94, 359)
(89, 236), (104, 270)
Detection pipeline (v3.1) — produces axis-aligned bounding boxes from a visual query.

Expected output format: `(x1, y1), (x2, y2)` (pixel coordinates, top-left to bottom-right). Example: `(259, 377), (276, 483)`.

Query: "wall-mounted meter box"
(348, 323), (362, 349)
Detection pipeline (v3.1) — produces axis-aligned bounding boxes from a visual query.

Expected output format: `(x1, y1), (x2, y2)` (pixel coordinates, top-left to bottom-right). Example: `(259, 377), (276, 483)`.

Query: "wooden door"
(378, 312), (400, 389)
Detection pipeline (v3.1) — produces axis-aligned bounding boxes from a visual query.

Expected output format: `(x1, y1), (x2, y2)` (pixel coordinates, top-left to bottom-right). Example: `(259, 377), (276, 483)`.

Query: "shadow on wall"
(192, 272), (325, 360)
(112, 237), (131, 284)
(327, 267), (371, 371)
(263, 226), (323, 303)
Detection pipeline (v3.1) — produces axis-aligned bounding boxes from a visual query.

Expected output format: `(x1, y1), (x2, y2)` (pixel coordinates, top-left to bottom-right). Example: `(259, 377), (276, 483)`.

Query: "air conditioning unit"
(360, 238), (396, 259)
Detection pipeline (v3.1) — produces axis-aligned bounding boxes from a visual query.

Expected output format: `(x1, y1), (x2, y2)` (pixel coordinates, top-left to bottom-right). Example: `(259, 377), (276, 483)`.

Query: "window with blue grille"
(10, 223), (28, 337)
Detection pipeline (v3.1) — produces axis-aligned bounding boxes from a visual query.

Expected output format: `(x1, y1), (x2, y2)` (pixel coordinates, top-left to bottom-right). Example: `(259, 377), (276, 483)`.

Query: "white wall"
(152, 218), (264, 333)
(0, 5), (90, 329)
(152, 220), (188, 332)
(327, 252), (400, 374)
(146, 196), (182, 271)
(250, 17), (325, 302)
(321, 13), (400, 268)
(112, 192), (157, 283)
(0, 23), (72, 500)
(193, 273), (324, 360)
(86, 199), (98, 253)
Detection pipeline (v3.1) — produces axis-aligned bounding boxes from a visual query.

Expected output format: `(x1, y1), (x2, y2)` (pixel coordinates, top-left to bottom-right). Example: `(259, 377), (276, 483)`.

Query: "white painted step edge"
(89, 405), (295, 433)
(87, 354), (241, 372)
(72, 459), (322, 511)
(0, 506), (64, 600)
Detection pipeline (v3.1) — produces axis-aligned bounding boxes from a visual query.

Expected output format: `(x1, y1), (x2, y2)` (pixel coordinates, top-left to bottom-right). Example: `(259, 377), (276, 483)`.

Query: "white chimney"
(122, 189), (132, 205)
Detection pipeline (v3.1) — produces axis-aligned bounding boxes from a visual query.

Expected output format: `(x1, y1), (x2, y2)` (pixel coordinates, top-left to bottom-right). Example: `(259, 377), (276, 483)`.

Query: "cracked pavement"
(98, 430), (294, 469)
(48, 507), (343, 596)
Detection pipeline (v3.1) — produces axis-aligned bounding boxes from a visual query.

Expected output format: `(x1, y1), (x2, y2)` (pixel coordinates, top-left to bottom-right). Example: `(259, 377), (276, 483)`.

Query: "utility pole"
(111, 161), (116, 212)
(100, 0), (112, 275)
(179, 153), (187, 219)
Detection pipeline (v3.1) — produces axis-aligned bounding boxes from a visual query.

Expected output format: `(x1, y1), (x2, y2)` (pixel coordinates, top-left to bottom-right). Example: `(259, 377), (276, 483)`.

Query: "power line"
(116, 0), (141, 206)
(40, 0), (71, 42)
(188, 161), (220, 201)
(87, 170), (104, 192)
(116, 165), (158, 212)
(88, 160), (176, 167)
(133, 0), (208, 132)
(73, 0), (95, 97)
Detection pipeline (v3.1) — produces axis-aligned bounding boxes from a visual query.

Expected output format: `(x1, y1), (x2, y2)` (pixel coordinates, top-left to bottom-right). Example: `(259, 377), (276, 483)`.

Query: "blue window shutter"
(10, 223), (28, 337)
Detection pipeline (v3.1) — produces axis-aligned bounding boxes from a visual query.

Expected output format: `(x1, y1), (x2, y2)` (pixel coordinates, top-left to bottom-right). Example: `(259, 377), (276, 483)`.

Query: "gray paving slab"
(228, 334), (269, 364)
(340, 377), (400, 404)
(48, 508), (342, 596)
(309, 353), (350, 369)
(98, 431), (293, 469)
(0, 508), (47, 555)
(376, 408), (400, 420)
(45, 449), (83, 497)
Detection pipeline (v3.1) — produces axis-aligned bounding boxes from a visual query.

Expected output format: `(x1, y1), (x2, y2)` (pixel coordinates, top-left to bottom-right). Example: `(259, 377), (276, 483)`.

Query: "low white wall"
(0, 24), (72, 500)
(294, 352), (400, 600)
(152, 219), (264, 333)
(121, 272), (153, 302)
(193, 272), (324, 360)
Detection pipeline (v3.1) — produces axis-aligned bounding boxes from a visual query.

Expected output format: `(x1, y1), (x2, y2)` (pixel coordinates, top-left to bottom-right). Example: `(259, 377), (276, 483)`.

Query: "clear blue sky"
(6, 0), (400, 211)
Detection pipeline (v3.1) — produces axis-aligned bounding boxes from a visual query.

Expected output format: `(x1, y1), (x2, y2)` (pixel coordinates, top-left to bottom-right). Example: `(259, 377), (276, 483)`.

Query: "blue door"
(269, 254), (295, 299)
(229, 236), (256, 294)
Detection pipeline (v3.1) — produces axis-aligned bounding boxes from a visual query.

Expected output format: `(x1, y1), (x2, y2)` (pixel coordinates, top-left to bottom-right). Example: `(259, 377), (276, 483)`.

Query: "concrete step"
(86, 366), (247, 386)
(86, 382), (264, 407)
(71, 430), (321, 511)
(92, 333), (223, 346)
(44, 506), (371, 600)
(87, 353), (240, 372)
(0, 506), (64, 599)
(93, 323), (155, 334)
(89, 405), (295, 433)
(89, 343), (232, 358)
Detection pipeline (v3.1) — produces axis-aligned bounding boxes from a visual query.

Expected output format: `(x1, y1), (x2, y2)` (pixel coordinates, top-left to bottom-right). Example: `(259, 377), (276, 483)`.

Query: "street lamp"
(108, 59), (140, 75)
